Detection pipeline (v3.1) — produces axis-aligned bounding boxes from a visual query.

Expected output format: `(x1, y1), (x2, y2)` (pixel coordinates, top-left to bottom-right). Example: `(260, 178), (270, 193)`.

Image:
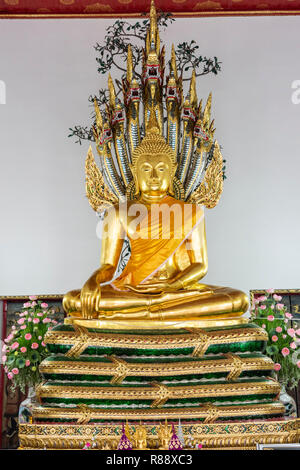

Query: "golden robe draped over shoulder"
(112, 196), (203, 290)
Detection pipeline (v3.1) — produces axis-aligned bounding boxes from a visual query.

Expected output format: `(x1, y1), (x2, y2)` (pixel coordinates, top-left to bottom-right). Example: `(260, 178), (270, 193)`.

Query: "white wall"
(0, 16), (300, 297)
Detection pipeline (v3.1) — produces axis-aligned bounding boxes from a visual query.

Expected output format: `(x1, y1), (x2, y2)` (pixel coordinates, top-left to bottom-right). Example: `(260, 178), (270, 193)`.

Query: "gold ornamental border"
(36, 379), (280, 404)
(0, 295), (63, 300)
(1, 11), (300, 20)
(40, 353), (274, 383)
(250, 289), (300, 306)
(31, 402), (285, 423)
(45, 324), (268, 353)
(18, 418), (300, 450)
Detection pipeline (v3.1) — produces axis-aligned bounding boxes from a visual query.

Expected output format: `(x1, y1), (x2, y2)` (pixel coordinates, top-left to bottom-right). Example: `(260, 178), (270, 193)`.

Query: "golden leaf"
(188, 141), (223, 209)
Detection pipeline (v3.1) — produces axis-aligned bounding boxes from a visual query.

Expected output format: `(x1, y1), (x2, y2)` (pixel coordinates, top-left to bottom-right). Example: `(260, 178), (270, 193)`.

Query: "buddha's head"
(130, 112), (177, 199)
(135, 152), (173, 196)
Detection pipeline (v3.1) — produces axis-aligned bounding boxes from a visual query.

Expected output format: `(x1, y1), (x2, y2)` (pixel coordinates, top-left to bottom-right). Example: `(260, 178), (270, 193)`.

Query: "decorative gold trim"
(64, 325), (93, 358)
(0, 294), (63, 300)
(40, 354), (274, 383)
(45, 324), (268, 353)
(31, 402), (285, 422)
(1, 11), (300, 19)
(250, 289), (300, 306)
(18, 418), (300, 450)
(37, 379), (280, 403)
(226, 352), (245, 381)
(64, 315), (249, 330)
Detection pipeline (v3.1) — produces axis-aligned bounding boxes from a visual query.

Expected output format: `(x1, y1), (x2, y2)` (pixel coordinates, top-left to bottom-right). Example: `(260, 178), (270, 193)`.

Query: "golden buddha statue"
(63, 0), (248, 329)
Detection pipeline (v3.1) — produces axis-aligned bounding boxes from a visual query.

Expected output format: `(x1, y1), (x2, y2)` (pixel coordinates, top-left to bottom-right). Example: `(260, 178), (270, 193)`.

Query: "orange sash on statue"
(112, 196), (203, 290)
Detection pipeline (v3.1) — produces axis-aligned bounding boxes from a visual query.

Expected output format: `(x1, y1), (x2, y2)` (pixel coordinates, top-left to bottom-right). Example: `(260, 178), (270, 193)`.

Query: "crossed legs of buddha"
(63, 284), (249, 320)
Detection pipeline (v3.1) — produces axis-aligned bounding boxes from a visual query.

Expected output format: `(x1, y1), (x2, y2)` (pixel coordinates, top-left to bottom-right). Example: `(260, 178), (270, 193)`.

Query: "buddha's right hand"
(80, 275), (101, 319)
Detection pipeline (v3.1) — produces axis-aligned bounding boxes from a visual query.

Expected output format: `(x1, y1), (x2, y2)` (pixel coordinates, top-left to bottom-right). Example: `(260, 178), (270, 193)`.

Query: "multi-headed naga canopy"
(86, 0), (223, 213)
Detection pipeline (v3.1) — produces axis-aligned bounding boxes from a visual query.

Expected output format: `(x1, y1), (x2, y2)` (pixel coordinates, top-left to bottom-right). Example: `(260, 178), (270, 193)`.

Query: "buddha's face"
(136, 153), (172, 196)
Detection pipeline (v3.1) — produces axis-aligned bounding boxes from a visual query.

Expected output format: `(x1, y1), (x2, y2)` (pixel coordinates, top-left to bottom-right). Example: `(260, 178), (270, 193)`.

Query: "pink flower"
(2, 345), (7, 352)
(270, 304), (274, 309)
(262, 324), (266, 329)
(276, 303), (284, 310)
(7, 372), (13, 380)
(12, 368), (19, 375)
(281, 347), (290, 357)
(31, 343), (39, 350)
(266, 288), (275, 294)
(260, 305), (266, 310)
(29, 295), (38, 301)
(23, 302), (31, 308)
(37, 313), (43, 317)
(11, 342), (19, 350)
(17, 318), (25, 325)
(2, 355), (7, 363)
(273, 294), (282, 301)
(25, 333), (32, 340)
(285, 312), (293, 319)
(20, 347), (27, 353)
(27, 317), (32, 322)
(23, 311), (28, 315)
(284, 319), (288, 324)
(288, 328), (295, 337)
(276, 326), (282, 333)
(5, 334), (13, 343)
(41, 303), (48, 309)
(38, 336), (42, 340)
(290, 342), (297, 350)
(31, 301), (37, 307)
(272, 335), (278, 342)
(258, 295), (267, 302)
(42, 341), (46, 347)
(33, 318), (40, 324)
(274, 363), (281, 371)
(42, 318), (51, 324)
(267, 315), (274, 321)
(283, 334), (287, 339)
(297, 361), (300, 369)
(296, 329), (300, 336)
(25, 360), (30, 367)
(20, 325), (26, 330)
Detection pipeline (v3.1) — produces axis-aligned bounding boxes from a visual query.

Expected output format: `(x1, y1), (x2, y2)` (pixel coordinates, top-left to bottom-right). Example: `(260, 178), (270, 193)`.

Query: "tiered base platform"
(18, 321), (300, 449)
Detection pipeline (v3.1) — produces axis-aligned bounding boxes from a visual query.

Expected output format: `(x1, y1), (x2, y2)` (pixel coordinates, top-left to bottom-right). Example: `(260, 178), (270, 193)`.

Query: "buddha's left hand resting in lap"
(63, 126), (248, 323)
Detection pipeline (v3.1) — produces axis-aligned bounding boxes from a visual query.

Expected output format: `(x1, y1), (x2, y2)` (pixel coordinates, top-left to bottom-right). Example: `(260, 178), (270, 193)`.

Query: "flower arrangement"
(251, 289), (300, 388)
(1, 296), (57, 392)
